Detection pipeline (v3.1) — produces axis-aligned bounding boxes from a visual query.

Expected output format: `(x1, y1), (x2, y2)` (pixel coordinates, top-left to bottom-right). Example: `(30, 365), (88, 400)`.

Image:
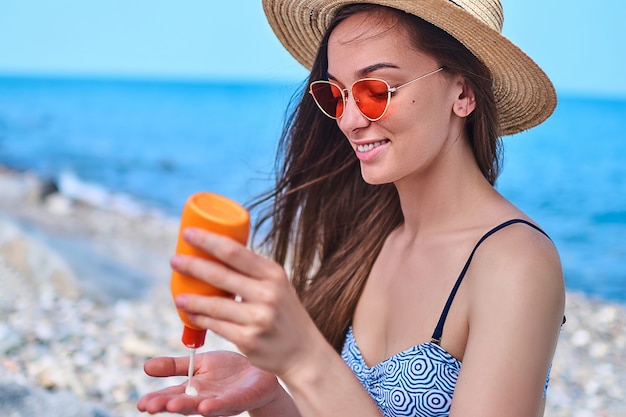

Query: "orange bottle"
(171, 192), (250, 348)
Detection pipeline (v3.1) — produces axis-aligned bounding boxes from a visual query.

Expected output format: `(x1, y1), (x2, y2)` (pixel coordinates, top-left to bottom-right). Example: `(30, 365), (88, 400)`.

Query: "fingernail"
(171, 255), (182, 268)
(183, 228), (197, 240)
(175, 295), (188, 308)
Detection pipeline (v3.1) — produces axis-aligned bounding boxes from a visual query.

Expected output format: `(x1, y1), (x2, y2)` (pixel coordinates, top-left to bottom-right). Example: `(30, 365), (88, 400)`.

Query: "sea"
(0, 76), (624, 303)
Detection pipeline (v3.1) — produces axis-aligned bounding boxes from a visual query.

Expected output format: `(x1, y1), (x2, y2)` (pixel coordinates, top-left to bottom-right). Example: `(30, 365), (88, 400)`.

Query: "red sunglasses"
(309, 67), (443, 121)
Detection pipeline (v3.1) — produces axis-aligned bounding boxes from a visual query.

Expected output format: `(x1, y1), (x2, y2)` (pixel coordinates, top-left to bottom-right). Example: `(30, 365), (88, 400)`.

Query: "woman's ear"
(453, 81), (476, 118)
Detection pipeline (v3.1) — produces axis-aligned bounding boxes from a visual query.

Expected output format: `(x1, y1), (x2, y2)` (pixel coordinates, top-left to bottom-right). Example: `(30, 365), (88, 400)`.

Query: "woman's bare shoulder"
(466, 216), (565, 324)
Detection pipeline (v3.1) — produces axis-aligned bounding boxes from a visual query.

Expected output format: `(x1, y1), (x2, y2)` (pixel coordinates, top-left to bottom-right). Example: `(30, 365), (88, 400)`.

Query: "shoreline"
(1, 166), (625, 416)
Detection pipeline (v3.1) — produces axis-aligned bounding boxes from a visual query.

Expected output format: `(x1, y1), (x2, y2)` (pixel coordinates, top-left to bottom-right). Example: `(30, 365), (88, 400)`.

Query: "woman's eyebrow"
(356, 62), (400, 77)
(327, 62), (400, 81)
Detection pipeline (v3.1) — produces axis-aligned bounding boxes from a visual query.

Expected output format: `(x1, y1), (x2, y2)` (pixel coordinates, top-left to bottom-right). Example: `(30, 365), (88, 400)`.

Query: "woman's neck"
(393, 143), (495, 240)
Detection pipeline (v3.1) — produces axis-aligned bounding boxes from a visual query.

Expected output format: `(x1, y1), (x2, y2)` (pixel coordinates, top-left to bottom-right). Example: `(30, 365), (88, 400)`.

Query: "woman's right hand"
(137, 350), (298, 416)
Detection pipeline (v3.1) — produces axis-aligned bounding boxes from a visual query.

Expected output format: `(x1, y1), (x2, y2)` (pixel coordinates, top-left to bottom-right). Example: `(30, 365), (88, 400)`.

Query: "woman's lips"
(354, 139), (390, 161)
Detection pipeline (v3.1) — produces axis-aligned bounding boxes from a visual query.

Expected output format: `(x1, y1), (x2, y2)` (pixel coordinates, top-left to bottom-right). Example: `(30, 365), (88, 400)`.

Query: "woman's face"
(326, 11), (469, 186)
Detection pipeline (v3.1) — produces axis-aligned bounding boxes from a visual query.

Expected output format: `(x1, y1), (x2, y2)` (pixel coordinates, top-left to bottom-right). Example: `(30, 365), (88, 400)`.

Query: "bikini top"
(341, 219), (553, 417)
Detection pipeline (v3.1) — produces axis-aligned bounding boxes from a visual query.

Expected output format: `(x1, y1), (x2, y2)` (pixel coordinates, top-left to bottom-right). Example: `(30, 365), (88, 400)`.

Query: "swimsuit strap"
(430, 219), (550, 345)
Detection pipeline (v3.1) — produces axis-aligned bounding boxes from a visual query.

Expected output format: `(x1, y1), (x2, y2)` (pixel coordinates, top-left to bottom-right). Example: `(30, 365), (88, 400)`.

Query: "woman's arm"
(449, 224), (565, 417)
(165, 228), (384, 417)
(275, 334), (384, 417)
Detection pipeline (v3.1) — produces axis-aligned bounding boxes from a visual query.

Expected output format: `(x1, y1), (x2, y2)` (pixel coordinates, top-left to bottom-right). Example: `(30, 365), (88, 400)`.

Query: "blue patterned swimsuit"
(341, 219), (553, 417)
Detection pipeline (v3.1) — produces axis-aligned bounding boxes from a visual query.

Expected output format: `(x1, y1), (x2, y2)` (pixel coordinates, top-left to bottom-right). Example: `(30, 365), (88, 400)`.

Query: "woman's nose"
(338, 92), (370, 131)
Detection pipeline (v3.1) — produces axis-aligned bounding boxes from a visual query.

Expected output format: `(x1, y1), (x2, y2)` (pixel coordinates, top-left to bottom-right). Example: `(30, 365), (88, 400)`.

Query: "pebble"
(0, 168), (625, 417)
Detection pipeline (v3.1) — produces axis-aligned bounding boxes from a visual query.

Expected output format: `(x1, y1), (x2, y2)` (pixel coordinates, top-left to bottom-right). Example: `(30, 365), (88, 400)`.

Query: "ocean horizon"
(1, 75), (624, 303)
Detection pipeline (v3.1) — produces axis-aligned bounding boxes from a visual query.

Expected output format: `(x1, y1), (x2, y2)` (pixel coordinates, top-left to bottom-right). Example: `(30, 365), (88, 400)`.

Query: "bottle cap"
(181, 325), (206, 348)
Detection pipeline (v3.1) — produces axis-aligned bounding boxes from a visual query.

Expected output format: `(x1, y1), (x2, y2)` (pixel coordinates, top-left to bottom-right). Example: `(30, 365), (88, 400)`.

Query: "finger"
(171, 254), (266, 302)
(165, 396), (212, 415)
(137, 386), (185, 413)
(139, 388), (224, 416)
(176, 293), (261, 327)
(183, 228), (280, 280)
(138, 394), (173, 413)
(197, 397), (246, 416)
(138, 386), (243, 416)
(144, 356), (190, 378)
(180, 313), (252, 352)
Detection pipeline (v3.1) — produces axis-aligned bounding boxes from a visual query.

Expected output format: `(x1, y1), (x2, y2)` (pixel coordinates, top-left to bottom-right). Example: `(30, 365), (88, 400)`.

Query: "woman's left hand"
(172, 227), (320, 378)
(137, 351), (290, 416)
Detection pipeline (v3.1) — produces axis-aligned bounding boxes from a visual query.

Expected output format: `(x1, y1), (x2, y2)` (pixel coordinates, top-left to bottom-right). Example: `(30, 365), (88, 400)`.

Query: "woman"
(137, 1), (565, 416)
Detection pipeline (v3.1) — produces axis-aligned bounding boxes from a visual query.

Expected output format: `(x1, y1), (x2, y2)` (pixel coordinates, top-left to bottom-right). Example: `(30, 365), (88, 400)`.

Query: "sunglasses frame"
(309, 67), (444, 122)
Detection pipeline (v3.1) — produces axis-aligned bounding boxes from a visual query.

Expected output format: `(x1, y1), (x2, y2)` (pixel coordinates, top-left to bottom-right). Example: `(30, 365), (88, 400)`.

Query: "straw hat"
(262, 0), (556, 136)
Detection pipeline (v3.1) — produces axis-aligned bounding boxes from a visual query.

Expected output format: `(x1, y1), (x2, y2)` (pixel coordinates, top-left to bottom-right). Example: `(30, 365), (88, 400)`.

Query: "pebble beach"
(1, 166), (625, 417)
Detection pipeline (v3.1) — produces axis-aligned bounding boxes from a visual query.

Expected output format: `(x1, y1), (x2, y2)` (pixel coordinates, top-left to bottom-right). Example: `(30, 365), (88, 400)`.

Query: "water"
(0, 76), (624, 303)
(0, 76), (299, 213)
(497, 96), (626, 303)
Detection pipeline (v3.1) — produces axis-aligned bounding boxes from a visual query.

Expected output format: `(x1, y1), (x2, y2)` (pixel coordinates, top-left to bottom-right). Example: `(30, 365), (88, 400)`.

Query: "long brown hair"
(249, 5), (501, 352)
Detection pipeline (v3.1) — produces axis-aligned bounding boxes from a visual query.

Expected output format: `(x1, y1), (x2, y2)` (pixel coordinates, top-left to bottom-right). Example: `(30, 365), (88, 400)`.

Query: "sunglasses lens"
(310, 82), (344, 119)
(352, 79), (390, 120)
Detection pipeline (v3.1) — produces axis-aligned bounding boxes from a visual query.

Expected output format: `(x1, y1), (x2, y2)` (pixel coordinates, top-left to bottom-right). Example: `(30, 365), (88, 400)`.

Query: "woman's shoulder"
(470, 214), (562, 279)
(465, 214), (565, 322)
(466, 192), (561, 278)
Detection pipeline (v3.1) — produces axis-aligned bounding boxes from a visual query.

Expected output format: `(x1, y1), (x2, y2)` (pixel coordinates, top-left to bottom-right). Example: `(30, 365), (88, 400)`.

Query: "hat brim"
(262, 0), (556, 136)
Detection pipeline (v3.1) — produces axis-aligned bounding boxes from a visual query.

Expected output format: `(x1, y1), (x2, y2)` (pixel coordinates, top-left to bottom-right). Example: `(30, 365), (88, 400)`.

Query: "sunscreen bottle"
(171, 192), (249, 396)
(171, 192), (250, 348)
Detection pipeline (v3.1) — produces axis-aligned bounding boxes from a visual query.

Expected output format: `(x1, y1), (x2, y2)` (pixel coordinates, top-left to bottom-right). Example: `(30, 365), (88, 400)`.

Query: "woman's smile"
(353, 139), (390, 161)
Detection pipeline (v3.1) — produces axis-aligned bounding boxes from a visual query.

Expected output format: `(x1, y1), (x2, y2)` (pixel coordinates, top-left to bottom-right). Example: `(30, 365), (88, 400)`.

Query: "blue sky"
(0, 0), (624, 97)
